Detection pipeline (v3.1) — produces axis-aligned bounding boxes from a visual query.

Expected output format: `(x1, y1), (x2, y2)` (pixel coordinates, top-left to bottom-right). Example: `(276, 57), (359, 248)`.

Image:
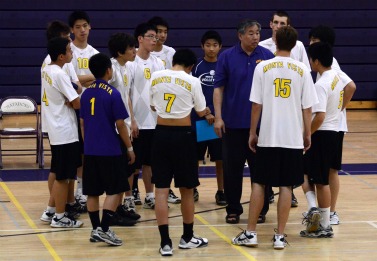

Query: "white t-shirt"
(259, 38), (311, 70)
(150, 70), (206, 118)
(41, 55), (79, 132)
(151, 45), (176, 69)
(250, 56), (318, 149)
(41, 64), (79, 145)
(316, 57), (353, 132)
(313, 69), (343, 131)
(70, 43), (99, 76)
(128, 54), (165, 129)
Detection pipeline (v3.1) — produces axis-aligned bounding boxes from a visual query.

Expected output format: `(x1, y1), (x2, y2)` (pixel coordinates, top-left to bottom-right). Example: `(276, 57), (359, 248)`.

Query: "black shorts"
(82, 155), (130, 196)
(118, 135), (136, 177)
(304, 130), (339, 185)
(151, 125), (199, 189)
(132, 129), (154, 169)
(332, 131), (344, 170)
(253, 147), (304, 187)
(50, 141), (81, 181)
(196, 135), (222, 161)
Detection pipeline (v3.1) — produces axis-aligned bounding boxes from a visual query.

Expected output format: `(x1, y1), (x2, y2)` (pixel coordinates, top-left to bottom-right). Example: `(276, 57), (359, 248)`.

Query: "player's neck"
(172, 64), (190, 74)
(318, 67), (331, 75)
(137, 47), (150, 60)
(204, 56), (217, 63)
(50, 60), (65, 68)
(115, 57), (126, 66)
(276, 50), (290, 57)
(153, 43), (163, 52)
(72, 39), (88, 49)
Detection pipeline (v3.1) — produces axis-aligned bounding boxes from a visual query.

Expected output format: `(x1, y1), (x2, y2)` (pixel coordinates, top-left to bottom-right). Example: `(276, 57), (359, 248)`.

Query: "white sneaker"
(159, 244), (173, 256)
(178, 235), (208, 249)
(143, 197), (155, 209)
(168, 189), (181, 204)
(232, 230), (258, 247)
(50, 215), (83, 228)
(273, 234), (287, 250)
(75, 188), (87, 205)
(302, 207), (321, 233)
(40, 210), (55, 223)
(330, 212), (340, 225)
(91, 227), (122, 246)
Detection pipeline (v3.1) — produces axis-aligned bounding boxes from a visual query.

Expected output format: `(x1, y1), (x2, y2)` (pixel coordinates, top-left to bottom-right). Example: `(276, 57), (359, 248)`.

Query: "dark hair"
(46, 20), (70, 41)
(308, 25), (336, 47)
(271, 10), (291, 25)
(68, 10), (90, 28)
(276, 26), (297, 52)
(172, 49), (197, 67)
(307, 42), (333, 67)
(147, 16), (169, 30)
(134, 22), (157, 39)
(201, 30), (222, 45)
(108, 33), (136, 58)
(237, 19), (261, 34)
(48, 37), (70, 61)
(89, 53), (112, 78)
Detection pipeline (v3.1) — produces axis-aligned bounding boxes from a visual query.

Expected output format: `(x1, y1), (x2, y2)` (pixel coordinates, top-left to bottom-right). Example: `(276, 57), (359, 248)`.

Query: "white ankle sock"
(305, 191), (317, 210)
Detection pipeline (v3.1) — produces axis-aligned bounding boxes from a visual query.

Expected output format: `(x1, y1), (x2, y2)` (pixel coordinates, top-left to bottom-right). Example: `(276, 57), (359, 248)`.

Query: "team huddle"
(40, 9), (355, 256)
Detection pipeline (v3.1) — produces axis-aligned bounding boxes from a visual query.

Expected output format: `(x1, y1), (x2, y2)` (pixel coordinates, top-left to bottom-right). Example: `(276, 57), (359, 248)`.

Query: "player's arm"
(342, 81), (356, 110)
(69, 97), (80, 110)
(213, 86), (225, 137)
(80, 118), (85, 141)
(116, 119), (135, 164)
(311, 112), (325, 134)
(248, 102), (262, 153)
(78, 74), (96, 87)
(302, 107), (312, 151)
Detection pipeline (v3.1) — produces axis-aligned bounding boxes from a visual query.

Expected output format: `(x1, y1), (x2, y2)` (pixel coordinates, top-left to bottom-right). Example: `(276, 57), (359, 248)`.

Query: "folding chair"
(0, 96), (43, 168)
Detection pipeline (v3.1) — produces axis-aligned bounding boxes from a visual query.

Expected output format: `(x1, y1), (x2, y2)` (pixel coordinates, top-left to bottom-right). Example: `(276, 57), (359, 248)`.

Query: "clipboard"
(195, 120), (219, 142)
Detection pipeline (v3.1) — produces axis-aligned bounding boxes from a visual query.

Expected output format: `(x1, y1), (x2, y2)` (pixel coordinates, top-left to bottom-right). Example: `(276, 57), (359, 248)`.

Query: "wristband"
(127, 146), (133, 152)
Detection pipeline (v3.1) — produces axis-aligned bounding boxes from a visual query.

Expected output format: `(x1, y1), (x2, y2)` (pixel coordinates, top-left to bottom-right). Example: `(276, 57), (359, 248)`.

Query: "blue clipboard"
(195, 120), (219, 142)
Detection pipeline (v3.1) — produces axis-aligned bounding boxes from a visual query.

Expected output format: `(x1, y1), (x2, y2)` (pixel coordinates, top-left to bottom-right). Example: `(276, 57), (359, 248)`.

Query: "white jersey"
(150, 70), (206, 118)
(70, 43), (99, 76)
(109, 58), (132, 127)
(259, 38), (311, 70)
(128, 54), (165, 129)
(313, 69), (343, 131)
(41, 55), (79, 132)
(151, 45), (175, 69)
(41, 64), (79, 145)
(316, 57), (353, 132)
(250, 56), (318, 149)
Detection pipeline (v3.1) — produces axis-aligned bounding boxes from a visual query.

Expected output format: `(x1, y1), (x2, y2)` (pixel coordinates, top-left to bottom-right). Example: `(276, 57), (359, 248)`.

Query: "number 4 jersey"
(250, 56), (318, 149)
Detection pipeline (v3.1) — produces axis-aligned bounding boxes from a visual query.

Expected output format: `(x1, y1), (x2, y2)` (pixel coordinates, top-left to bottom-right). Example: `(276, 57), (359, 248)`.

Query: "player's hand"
(65, 100), (73, 108)
(127, 150), (135, 164)
(248, 133), (258, 153)
(303, 135), (311, 152)
(214, 118), (225, 138)
(131, 120), (139, 138)
(205, 114), (215, 125)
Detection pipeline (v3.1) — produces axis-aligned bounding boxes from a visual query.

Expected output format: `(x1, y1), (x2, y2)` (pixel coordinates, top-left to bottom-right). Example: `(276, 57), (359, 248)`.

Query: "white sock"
(305, 191), (317, 210)
(55, 212), (64, 219)
(146, 192), (154, 199)
(77, 177), (83, 190)
(47, 206), (56, 213)
(330, 211), (335, 215)
(319, 207), (330, 228)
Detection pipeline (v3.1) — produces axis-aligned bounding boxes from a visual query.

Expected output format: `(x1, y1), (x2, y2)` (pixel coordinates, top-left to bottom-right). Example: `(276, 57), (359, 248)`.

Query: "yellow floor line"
(195, 213), (257, 261)
(0, 182), (62, 261)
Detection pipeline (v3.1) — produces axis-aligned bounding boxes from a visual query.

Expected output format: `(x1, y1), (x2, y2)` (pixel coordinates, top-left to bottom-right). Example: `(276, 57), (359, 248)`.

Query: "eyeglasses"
(144, 34), (159, 41)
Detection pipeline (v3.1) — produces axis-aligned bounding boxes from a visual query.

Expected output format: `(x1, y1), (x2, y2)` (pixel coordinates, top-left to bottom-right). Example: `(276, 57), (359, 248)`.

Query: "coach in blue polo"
(214, 19), (274, 224)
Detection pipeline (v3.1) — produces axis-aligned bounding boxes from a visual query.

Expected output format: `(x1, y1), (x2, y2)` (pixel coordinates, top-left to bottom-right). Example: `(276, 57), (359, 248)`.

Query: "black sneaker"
(65, 203), (81, 219)
(109, 212), (137, 227)
(269, 189), (275, 204)
(193, 188), (199, 202)
(132, 188), (142, 205)
(291, 192), (298, 207)
(117, 205), (141, 220)
(215, 190), (227, 206)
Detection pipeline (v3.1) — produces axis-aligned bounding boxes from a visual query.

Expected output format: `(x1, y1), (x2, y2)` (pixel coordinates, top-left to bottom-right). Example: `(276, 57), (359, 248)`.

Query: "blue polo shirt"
(80, 79), (129, 156)
(214, 43), (274, 128)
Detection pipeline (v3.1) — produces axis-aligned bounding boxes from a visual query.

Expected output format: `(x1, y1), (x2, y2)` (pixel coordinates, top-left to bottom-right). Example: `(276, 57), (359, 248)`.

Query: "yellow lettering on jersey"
(98, 83), (113, 95)
(174, 78), (191, 91)
(151, 76), (172, 87)
(263, 62), (284, 73)
(287, 62), (303, 77)
(331, 76), (340, 90)
(42, 71), (52, 86)
(123, 75), (128, 86)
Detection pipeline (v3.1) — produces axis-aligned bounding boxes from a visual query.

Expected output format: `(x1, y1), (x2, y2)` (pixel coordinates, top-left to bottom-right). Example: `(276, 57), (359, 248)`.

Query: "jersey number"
(274, 78), (291, 98)
(77, 58), (89, 69)
(42, 89), (49, 106)
(90, 97), (95, 115)
(164, 93), (176, 113)
(144, 68), (151, 79)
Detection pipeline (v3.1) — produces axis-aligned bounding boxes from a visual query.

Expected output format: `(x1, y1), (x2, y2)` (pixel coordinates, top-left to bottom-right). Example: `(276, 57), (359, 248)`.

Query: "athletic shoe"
(330, 212), (340, 225)
(215, 190), (227, 206)
(91, 227), (122, 246)
(302, 207), (321, 233)
(291, 192), (298, 207)
(75, 188), (87, 206)
(178, 235), (208, 249)
(132, 188), (142, 205)
(65, 203), (82, 218)
(168, 189), (181, 204)
(109, 212), (137, 226)
(117, 204), (140, 220)
(50, 215), (83, 228)
(40, 210), (55, 223)
(89, 229), (101, 243)
(273, 234), (288, 250)
(143, 197), (155, 209)
(300, 225), (334, 238)
(231, 230), (258, 247)
(159, 244), (173, 256)
(193, 188), (199, 202)
(269, 194), (275, 204)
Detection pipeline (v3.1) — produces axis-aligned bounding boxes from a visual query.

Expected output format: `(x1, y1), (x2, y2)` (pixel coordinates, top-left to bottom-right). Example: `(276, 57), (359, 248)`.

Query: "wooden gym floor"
(0, 110), (377, 260)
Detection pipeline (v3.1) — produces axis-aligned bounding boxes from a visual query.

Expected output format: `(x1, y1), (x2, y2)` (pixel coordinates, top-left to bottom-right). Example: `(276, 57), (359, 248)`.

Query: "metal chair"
(0, 96), (43, 168)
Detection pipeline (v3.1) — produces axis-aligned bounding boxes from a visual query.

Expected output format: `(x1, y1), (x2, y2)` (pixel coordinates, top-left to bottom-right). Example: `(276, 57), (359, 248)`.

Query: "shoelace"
(273, 228), (290, 246)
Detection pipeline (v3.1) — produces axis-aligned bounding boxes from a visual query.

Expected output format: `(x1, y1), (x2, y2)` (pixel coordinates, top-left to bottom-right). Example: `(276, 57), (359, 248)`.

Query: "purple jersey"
(80, 79), (129, 156)
(214, 43), (274, 128)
